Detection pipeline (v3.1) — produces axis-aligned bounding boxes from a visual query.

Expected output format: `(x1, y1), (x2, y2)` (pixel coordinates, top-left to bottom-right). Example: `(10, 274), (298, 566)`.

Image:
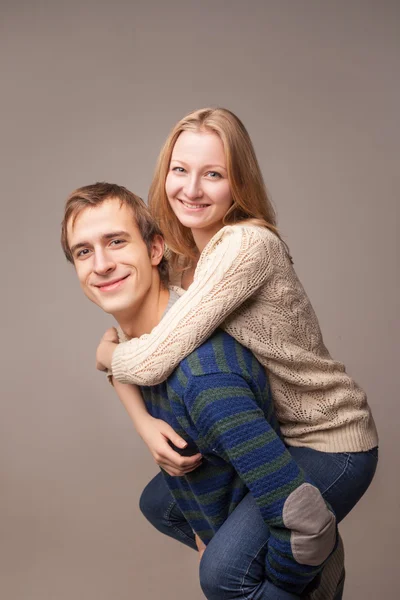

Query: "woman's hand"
(96, 327), (118, 371)
(138, 416), (202, 477)
(110, 359), (202, 477)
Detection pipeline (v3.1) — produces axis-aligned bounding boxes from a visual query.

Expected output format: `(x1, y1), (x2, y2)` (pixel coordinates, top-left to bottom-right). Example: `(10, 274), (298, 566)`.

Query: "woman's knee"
(139, 473), (169, 528)
(199, 547), (228, 599)
(199, 542), (246, 600)
(200, 549), (297, 600)
(139, 473), (197, 548)
(199, 494), (269, 599)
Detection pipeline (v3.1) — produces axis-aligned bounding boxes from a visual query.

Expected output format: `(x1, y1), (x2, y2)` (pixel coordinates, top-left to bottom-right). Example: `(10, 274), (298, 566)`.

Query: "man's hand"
(96, 327), (119, 371)
(139, 416), (202, 476)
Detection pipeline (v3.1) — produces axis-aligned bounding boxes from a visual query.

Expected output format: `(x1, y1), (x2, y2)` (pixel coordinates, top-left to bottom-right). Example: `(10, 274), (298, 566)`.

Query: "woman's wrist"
(134, 412), (155, 438)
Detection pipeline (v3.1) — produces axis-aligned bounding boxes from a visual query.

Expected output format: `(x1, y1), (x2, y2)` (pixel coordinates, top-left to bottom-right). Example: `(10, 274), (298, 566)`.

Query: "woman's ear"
(150, 234), (165, 266)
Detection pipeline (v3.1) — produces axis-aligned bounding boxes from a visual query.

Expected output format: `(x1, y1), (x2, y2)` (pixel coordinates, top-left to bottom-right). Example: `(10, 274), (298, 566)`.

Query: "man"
(62, 182), (344, 599)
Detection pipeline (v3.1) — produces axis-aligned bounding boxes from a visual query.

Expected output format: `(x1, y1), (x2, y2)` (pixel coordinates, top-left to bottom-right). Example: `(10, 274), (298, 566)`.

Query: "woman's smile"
(179, 199), (211, 210)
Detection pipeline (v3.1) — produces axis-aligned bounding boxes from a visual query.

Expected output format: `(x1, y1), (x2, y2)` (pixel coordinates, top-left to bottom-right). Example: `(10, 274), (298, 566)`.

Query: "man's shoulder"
(178, 330), (262, 381)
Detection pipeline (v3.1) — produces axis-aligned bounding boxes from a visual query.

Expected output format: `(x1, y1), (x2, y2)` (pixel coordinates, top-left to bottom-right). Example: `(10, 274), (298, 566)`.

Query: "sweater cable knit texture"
(112, 224), (378, 452)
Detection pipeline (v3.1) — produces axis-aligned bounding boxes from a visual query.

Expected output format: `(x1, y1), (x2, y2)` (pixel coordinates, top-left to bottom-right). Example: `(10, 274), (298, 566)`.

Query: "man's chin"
(88, 294), (131, 317)
(98, 302), (130, 316)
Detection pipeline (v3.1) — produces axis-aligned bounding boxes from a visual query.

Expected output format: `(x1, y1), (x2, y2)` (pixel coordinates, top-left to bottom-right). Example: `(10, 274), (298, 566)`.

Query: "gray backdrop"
(1, 1), (399, 598)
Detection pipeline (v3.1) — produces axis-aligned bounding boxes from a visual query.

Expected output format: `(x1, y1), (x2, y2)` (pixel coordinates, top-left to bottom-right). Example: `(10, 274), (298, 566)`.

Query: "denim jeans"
(140, 446), (378, 599)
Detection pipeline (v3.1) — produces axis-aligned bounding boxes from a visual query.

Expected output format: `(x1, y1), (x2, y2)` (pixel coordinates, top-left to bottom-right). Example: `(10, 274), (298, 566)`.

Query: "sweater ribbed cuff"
(111, 343), (132, 385)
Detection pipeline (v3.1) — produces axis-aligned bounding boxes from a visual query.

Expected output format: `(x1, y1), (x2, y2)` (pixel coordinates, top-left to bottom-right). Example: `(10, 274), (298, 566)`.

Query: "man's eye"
(110, 239), (125, 246)
(77, 248), (90, 258)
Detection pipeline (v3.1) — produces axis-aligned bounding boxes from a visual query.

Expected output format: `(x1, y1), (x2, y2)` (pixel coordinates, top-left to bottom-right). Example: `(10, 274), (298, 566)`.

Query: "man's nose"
(184, 174), (203, 200)
(93, 250), (115, 275)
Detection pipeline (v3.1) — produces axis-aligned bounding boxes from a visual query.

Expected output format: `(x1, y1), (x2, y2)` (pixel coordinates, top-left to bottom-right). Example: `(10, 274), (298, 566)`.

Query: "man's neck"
(115, 285), (170, 339)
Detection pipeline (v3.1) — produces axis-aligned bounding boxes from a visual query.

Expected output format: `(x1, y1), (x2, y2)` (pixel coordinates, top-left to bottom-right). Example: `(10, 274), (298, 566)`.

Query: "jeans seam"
(240, 539), (269, 599)
(321, 453), (351, 498)
(164, 498), (194, 543)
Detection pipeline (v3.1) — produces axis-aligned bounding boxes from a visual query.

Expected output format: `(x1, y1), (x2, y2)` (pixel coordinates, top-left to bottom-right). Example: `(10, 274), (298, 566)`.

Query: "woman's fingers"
(155, 450), (202, 476)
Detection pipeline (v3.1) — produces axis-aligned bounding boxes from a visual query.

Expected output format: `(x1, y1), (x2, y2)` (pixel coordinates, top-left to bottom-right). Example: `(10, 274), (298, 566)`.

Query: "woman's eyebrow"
(170, 159), (227, 171)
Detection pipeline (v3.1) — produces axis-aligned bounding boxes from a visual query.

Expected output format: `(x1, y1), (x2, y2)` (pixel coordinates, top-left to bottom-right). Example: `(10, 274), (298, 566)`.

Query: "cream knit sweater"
(112, 224), (378, 452)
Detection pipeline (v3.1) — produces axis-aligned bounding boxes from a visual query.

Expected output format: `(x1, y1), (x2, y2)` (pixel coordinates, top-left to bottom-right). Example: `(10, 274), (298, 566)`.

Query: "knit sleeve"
(112, 225), (275, 385)
(185, 372), (337, 594)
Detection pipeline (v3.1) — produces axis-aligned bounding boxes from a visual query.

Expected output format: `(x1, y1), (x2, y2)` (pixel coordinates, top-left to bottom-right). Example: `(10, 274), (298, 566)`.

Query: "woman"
(98, 107), (378, 598)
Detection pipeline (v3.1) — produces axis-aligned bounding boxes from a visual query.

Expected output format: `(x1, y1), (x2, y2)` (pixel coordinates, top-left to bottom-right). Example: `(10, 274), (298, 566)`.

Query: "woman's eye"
(172, 166), (185, 173)
(207, 171), (222, 179)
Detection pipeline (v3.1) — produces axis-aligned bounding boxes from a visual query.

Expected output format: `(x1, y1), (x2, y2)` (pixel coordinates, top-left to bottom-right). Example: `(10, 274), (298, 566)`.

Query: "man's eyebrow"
(70, 231), (131, 255)
(70, 241), (89, 255)
(102, 230), (131, 240)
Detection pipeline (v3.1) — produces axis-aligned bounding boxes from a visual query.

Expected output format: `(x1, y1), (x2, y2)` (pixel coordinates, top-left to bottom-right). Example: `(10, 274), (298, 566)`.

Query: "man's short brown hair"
(61, 182), (169, 286)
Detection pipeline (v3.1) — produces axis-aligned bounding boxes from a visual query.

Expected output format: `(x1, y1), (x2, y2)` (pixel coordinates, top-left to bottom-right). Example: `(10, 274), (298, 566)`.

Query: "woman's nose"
(184, 175), (203, 200)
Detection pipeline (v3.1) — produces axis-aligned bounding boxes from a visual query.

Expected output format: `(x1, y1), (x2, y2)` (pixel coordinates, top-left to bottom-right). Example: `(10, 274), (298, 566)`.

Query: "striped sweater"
(141, 331), (337, 594)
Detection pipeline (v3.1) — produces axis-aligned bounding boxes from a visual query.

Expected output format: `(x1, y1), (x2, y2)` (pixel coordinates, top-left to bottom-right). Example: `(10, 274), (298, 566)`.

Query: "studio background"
(1, 1), (398, 598)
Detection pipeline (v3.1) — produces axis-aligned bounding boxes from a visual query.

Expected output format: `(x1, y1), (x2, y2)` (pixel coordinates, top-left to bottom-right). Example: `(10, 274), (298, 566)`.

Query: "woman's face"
(165, 130), (233, 248)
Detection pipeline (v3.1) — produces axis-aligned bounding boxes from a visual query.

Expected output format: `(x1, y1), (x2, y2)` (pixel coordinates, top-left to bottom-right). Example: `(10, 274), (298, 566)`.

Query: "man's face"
(67, 198), (162, 318)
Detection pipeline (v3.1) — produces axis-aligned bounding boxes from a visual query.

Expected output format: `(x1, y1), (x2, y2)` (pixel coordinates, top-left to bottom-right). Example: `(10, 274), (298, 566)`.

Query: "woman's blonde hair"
(149, 107), (283, 271)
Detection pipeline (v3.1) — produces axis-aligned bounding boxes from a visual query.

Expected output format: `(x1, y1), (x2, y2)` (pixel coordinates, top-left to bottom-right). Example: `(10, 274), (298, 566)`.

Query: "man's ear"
(150, 234), (165, 266)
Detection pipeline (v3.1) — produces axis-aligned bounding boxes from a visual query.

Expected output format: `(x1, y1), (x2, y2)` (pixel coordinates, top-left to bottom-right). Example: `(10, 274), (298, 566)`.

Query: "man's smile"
(95, 274), (130, 292)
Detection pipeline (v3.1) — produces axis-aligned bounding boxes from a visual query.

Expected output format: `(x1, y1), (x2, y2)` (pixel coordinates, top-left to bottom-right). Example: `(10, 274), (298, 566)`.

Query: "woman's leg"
(139, 446), (377, 598)
(288, 446), (378, 523)
(199, 493), (346, 600)
(139, 473), (344, 599)
(199, 493), (299, 600)
(139, 472), (196, 550)
(198, 443), (379, 600)
(140, 474), (300, 598)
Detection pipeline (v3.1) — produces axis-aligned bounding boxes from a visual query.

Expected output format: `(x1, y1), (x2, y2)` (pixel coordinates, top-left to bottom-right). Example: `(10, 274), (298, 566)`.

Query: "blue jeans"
(140, 446), (378, 599)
